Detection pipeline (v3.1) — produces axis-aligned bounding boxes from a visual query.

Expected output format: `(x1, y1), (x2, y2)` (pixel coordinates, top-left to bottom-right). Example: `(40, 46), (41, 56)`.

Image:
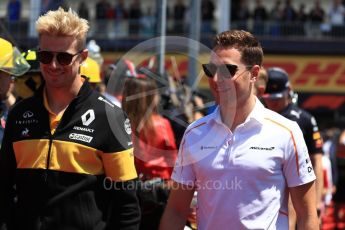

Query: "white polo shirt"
(172, 99), (316, 230)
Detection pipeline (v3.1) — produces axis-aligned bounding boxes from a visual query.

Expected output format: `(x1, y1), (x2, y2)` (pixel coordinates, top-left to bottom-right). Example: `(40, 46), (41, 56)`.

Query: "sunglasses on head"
(37, 50), (82, 66)
(202, 63), (251, 79)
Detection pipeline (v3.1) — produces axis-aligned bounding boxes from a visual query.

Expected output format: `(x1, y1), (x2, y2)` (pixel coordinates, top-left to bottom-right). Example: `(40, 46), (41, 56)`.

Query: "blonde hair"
(36, 7), (89, 50)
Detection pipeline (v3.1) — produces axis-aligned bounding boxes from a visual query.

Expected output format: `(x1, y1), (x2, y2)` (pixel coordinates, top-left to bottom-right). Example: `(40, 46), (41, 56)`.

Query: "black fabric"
(281, 103), (323, 155)
(137, 179), (170, 230)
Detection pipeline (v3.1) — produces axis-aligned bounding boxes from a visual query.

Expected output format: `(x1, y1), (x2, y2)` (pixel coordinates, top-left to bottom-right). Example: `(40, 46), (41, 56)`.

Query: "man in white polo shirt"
(159, 30), (318, 230)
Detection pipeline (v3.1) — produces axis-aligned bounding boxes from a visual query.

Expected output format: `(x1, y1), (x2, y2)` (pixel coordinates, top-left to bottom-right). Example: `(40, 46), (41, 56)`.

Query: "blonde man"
(0, 8), (140, 229)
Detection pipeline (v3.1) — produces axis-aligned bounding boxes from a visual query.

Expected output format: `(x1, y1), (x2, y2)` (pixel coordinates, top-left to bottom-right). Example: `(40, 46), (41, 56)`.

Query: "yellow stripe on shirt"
(102, 148), (137, 182)
(14, 139), (104, 175)
(14, 139), (137, 181)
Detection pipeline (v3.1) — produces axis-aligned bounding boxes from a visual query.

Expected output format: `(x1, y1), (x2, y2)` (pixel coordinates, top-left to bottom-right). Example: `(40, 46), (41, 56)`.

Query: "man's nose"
(50, 55), (59, 68)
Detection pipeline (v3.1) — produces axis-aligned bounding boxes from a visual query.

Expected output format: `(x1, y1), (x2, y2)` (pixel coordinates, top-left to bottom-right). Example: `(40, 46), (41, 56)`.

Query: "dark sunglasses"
(202, 63), (251, 79)
(37, 50), (82, 66)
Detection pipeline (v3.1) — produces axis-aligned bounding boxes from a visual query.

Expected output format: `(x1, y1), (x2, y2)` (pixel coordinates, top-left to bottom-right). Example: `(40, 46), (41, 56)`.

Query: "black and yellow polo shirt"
(0, 79), (140, 229)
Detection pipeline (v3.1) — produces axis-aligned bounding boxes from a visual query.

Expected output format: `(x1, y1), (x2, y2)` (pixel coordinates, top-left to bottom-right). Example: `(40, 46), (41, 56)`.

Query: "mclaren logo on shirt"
(249, 146), (275, 150)
(81, 109), (95, 126)
(69, 133), (93, 143)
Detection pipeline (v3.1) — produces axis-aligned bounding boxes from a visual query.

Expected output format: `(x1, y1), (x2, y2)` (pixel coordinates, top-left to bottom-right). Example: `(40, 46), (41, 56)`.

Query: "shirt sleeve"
(283, 122), (316, 187)
(102, 107), (137, 182)
(102, 148), (137, 182)
(106, 179), (141, 230)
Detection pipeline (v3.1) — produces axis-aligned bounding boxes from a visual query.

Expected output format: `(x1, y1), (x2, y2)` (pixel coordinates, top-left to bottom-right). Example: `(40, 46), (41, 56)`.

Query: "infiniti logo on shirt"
(23, 111), (34, 118)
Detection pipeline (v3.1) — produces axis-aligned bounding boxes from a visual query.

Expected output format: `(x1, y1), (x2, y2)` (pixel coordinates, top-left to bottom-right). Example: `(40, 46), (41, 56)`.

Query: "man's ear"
(80, 49), (88, 63)
(251, 65), (260, 82)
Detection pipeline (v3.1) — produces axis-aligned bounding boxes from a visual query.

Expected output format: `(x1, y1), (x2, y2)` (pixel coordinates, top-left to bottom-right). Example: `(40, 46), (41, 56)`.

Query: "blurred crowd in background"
(3, 0), (345, 39)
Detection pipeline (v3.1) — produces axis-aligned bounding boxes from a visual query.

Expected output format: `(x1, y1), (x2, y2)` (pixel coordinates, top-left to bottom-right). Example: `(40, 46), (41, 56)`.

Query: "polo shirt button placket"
(226, 134), (234, 163)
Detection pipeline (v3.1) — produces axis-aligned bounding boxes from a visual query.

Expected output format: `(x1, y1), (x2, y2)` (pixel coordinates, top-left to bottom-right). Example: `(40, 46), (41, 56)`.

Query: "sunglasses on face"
(37, 50), (82, 66)
(202, 63), (251, 79)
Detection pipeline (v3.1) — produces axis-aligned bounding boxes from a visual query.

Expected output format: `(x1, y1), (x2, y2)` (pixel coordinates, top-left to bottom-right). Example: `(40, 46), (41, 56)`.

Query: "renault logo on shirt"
(81, 109), (95, 126)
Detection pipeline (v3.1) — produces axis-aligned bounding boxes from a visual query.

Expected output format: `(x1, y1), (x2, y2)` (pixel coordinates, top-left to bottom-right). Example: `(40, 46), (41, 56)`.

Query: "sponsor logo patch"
(81, 109), (95, 126)
(124, 118), (132, 135)
(69, 133), (93, 143)
(73, 126), (95, 133)
(249, 146), (275, 150)
(15, 119), (39, 125)
(23, 111), (34, 118)
(21, 128), (30, 137)
(200, 146), (217, 150)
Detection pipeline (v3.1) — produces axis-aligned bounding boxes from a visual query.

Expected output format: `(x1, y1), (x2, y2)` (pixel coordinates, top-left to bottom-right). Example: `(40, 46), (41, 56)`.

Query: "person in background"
(201, 0), (215, 33)
(252, 66), (268, 99)
(262, 67), (324, 228)
(122, 76), (177, 181)
(252, 0), (268, 35)
(104, 59), (138, 107)
(122, 76), (177, 230)
(15, 49), (43, 101)
(77, 1), (89, 20)
(95, 0), (111, 38)
(113, 0), (127, 36)
(321, 129), (337, 208)
(160, 29), (318, 230)
(0, 37), (30, 146)
(6, 0), (21, 22)
(80, 56), (105, 92)
(309, 0), (325, 23)
(0, 8), (140, 229)
(128, 0), (142, 36)
(333, 129), (345, 229)
(173, 0), (186, 34)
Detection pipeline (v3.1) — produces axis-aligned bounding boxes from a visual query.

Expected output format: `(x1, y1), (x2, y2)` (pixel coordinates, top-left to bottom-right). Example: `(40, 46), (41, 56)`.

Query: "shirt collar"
(245, 97), (266, 125)
(209, 97), (266, 126)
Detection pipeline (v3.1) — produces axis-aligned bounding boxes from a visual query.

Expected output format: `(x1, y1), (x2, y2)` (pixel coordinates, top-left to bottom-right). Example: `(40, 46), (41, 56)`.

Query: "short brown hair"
(213, 30), (263, 67)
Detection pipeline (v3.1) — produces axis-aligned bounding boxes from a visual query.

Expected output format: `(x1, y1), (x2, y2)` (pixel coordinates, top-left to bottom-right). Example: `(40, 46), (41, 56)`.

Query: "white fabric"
(172, 99), (316, 230)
